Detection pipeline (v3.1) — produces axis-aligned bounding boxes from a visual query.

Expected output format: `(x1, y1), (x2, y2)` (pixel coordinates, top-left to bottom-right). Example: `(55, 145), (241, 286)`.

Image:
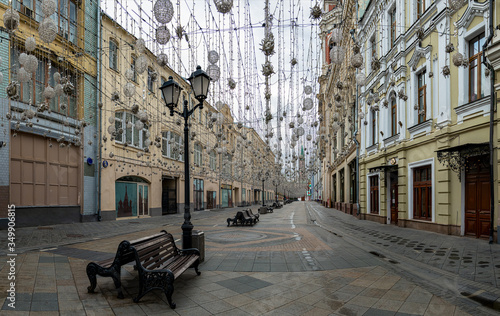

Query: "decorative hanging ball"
(175, 25), (184, 39)
(261, 61), (275, 77)
(123, 82), (136, 98)
(351, 53), (364, 68)
(442, 65), (450, 77)
(42, 0), (57, 17)
(297, 117), (304, 125)
(359, 111), (365, 119)
(310, 3), (322, 19)
(306, 135), (312, 141)
(289, 122), (295, 129)
(25, 37), (36, 52)
(62, 81), (73, 95)
(111, 91), (120, 102)
(135, 38), (146, 54)
(53, 71), (61, 83)
(157, 53), (168, 67)
(445, 42), (455, 53)
(17, 67), (31, 83)
(330, 28), (342, 44)
(125, 68), (135, 81)
(303, 98), (313, 110)
(208, 50), (219, 64)
(371, 58), (381, 71)
(452, 52), (464, 67)
(138, 110), (148, 123)
(329, 46), (345, 64)
(206, 64), (220, 82)
(304, 85), (312, 95)
(356, 72), (366, 86)
(135, 120), (144, 130)
(108, 116), (115, 124)
(43, 86), (55, 99)
(135, 54), (148, 74)
(3, 9), (20, 32)
(228, 78), (236, 90)
(126, 121), (133, 129)
(39, 17), (57, 43)
(154, 0), (174, 24)
(156, 25), (170, 45)
(291, 58), (298, 66)
(260, 33), (275, 56)
(213, 0), (233, 14)
(130, 103), (139, 114)
(19, 53), (28, 66)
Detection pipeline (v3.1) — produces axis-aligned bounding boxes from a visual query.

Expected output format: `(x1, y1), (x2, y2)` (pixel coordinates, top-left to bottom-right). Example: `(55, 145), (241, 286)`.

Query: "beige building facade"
(99, 14), (275, 221)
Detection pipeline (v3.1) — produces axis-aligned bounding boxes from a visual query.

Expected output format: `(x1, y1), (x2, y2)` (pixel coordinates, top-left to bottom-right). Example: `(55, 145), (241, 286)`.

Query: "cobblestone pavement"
(0, 202), (496, 315)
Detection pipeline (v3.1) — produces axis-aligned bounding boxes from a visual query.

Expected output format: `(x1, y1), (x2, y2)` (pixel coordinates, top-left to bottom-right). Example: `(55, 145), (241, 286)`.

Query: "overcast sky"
(103, 0), (322, 166)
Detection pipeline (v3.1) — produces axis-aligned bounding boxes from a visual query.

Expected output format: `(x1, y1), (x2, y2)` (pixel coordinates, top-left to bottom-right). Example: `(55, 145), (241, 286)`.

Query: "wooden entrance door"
(369, 176), (379, 214)
(390, 172), (398, 224)
(465, 156), (490, 239)
(207, 191), (216, 209)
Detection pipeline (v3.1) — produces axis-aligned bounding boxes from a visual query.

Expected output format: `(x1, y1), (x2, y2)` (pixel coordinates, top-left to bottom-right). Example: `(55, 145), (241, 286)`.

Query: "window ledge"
(455, 96), (490, 123)
(408, 120), (432, 138)
(383, 133), (400, 146)
(407, 218), (433, 223)
(366, 143), (378, 154)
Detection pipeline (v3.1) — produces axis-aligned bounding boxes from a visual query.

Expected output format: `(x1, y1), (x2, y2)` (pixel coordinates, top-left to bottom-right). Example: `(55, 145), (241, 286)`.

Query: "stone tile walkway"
(0, 202), (494, 315)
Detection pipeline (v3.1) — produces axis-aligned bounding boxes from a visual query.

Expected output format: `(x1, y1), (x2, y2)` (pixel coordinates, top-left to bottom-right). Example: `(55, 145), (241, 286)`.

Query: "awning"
(436, 143), (489, 180)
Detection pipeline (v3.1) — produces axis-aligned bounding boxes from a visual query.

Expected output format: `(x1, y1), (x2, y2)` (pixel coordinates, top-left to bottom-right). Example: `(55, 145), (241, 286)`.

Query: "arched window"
(194, 143), (202, 166)
(115, 111), (148, 149)
(391, 97), (397, 136)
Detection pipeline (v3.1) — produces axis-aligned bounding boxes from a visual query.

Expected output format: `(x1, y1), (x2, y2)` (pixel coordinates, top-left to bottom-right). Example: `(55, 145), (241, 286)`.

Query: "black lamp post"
(160, 66), (210, 249)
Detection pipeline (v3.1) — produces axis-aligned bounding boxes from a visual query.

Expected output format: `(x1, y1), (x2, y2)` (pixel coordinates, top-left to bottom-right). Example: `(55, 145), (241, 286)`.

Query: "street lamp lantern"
(159, 67), (210, 250)
(160, 76), (183, 115)
(188, 65), (211, 106)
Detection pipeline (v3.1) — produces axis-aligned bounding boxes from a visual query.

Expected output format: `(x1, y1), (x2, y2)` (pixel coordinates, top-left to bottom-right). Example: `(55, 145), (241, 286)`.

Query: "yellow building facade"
(356, 0), (498, 241)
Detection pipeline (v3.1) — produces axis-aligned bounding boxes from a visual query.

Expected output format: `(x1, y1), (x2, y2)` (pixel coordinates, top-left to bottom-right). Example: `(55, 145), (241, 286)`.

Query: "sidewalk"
(0, 205), (260, 256)
(0, 202), (491, 315)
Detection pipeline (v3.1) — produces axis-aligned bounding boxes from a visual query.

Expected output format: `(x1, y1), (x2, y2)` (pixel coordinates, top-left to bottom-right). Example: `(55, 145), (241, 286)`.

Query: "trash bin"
(192, 230), (205, 263)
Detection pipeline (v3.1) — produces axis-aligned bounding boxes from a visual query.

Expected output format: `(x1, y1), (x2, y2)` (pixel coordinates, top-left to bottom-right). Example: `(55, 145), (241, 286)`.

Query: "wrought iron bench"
(86, 231), (170, 299)
(131, 231), (200, 309)
(86, 230), (200, 309)
(227, 211), (254, 226)
(244, 209), (259, 223)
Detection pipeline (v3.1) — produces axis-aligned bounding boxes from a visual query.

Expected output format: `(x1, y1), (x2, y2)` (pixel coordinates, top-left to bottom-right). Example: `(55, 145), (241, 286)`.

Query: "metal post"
(182, 101), (193, 249)
(262, 179), (265, 206)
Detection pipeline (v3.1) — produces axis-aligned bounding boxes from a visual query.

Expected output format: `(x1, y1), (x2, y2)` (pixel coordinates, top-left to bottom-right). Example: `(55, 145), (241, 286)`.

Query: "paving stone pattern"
(0, 202), (493, 315)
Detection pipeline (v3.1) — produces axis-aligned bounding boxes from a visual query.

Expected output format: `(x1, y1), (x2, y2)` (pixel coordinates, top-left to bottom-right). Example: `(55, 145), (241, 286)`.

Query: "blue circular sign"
(102, 160), (109, 168)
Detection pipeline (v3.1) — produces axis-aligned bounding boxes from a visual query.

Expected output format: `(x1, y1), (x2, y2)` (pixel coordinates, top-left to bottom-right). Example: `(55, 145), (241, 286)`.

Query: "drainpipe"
(483, 0), (495, 243)
(96, 8), (102, 221)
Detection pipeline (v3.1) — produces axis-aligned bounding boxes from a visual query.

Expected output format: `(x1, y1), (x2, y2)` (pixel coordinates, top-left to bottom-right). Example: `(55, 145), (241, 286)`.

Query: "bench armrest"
(179, 248), (200, 256)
